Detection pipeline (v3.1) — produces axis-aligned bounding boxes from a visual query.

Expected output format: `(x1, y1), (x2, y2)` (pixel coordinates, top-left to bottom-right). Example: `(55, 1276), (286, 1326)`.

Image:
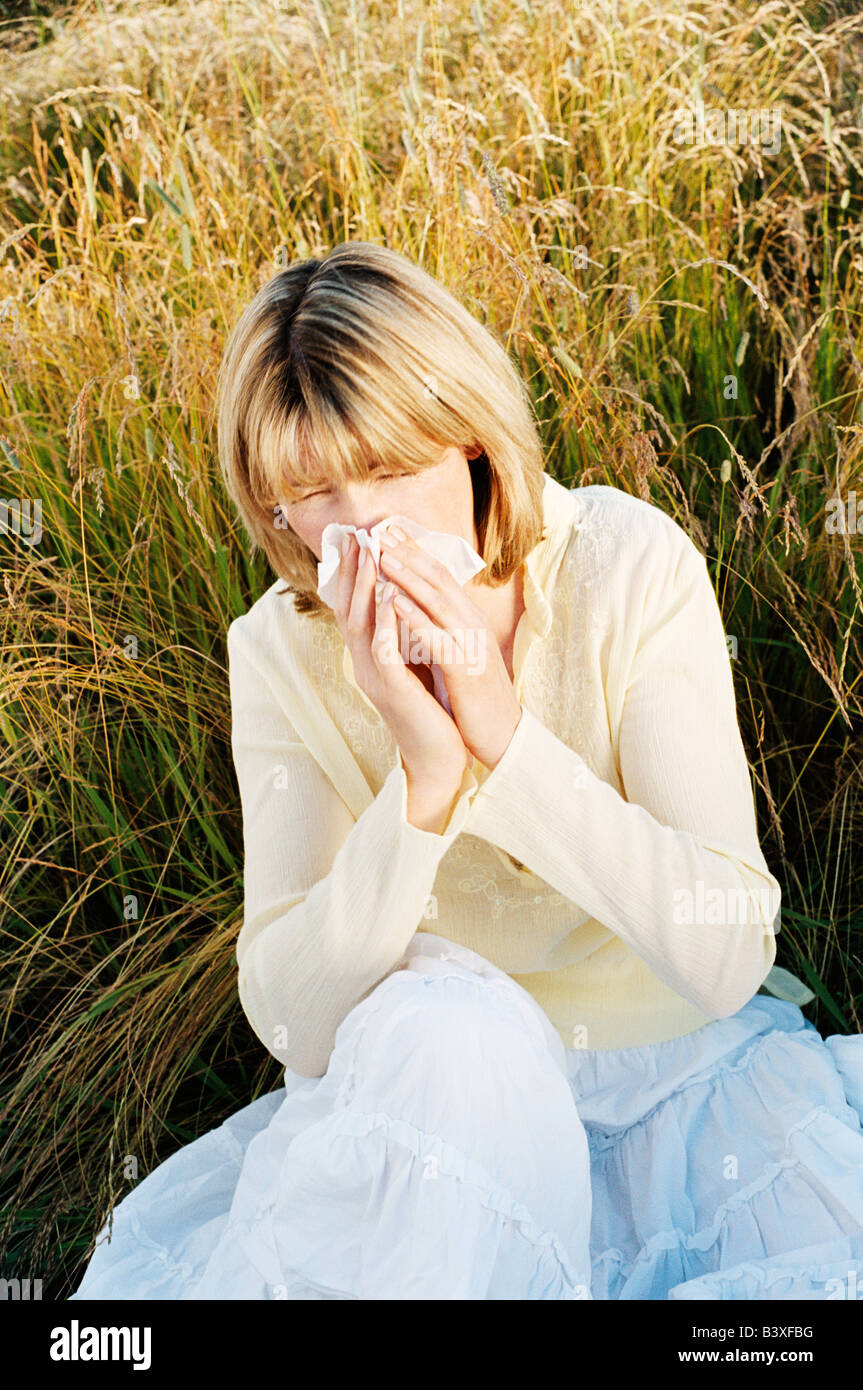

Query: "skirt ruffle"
(571, 995), (863, 1300)
(69, 933), (863, 1301)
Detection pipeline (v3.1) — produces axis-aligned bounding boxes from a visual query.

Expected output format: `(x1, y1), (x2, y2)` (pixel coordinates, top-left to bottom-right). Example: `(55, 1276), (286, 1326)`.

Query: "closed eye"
(296, 487), (331, 500)
(295, 470), (411, 499)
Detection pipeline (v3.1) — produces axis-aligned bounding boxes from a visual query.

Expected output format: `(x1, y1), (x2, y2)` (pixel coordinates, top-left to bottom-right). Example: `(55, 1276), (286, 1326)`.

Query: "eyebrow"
(288, 459), (398, 490)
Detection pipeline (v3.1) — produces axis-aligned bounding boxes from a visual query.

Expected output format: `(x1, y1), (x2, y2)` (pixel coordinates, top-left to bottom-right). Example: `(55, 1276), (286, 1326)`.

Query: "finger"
(378, 537), (469, 632)
(346, 542), (377, 644)
(382, 585), (433, 665)
(371, 582), (413, 681)
(335, 532), (359, 621)
(389, 590), (467, 670)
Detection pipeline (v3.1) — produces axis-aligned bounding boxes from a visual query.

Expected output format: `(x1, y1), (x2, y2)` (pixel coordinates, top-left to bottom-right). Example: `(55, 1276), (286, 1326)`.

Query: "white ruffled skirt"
(69, 932), (863, 1300)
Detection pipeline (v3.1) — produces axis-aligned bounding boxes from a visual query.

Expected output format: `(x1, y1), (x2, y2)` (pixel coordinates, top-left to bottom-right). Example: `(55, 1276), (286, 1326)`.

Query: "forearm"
(238, 756), (478, 1076)
(465, 705), (779, 1017)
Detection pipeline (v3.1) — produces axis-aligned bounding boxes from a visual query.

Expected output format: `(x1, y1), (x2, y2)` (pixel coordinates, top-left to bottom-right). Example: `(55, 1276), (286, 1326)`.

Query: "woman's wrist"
(481, 703), (523, 771)
(401, 760), (469, 834)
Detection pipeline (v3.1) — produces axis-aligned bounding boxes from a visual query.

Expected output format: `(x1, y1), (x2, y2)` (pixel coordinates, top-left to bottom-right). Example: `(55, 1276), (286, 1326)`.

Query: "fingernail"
(388, 525), (408, 542)
(381, 581), (396, 602)
(381, 548), (402, 569)
(340, 534), (350, 557)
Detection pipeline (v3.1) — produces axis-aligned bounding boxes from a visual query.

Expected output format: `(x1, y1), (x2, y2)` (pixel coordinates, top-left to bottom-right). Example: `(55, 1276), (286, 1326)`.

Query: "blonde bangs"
(251, 383), (452, 508)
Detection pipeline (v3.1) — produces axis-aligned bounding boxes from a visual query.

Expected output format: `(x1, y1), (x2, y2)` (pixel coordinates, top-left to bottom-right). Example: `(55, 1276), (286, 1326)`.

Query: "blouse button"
(534, 894), (543, 903)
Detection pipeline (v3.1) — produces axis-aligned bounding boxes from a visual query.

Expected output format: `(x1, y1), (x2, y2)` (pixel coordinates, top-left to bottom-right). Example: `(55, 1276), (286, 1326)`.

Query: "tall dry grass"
(0, 0), (861, 1296)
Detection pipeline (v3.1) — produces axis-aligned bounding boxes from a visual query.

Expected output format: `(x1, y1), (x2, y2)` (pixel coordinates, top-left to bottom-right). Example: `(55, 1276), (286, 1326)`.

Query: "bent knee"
(349, 965), (558, 1092)
(336, 965), (588, 1183)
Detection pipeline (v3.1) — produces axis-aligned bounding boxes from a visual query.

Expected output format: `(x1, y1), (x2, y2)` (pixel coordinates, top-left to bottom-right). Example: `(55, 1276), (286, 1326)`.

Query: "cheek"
(392, 475), (443, 517)
(281, 507), (324, 559)
(397, 481), (462, 532)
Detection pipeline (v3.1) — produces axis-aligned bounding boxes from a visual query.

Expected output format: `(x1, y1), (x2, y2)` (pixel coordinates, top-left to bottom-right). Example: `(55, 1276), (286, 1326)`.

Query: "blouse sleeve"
(464, 527), (779, 1019)
(227, 616), (478, 1079)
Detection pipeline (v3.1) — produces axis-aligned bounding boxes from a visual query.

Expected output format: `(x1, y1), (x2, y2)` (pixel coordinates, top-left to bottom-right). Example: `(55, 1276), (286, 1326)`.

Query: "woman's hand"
(378, 526), (523, 770)
(331, 533), (472, 801)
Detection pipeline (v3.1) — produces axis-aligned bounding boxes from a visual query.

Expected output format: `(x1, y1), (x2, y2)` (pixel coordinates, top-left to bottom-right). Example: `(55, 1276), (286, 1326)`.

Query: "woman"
(70, 242), (863, 1301)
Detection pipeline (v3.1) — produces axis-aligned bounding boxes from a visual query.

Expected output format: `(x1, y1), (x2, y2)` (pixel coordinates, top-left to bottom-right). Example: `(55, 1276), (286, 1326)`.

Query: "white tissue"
(314, 513), (486, 714)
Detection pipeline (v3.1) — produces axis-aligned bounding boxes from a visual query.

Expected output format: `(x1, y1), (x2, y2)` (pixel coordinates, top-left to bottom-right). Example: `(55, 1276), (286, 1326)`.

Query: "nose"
(333, 480), (397, 535)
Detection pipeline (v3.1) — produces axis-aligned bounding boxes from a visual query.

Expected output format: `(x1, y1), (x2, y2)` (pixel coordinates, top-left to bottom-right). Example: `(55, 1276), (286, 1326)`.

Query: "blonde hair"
(216, 241), (548, 619)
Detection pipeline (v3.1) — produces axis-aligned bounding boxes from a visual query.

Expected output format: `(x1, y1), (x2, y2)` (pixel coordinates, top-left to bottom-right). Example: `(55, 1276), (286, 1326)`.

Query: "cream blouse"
(227, 473), (781, 1078)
